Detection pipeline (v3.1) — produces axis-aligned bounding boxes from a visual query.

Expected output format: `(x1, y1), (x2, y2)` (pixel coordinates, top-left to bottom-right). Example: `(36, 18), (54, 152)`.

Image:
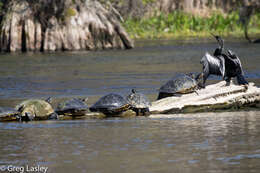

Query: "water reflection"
(0, 111), (260, 172)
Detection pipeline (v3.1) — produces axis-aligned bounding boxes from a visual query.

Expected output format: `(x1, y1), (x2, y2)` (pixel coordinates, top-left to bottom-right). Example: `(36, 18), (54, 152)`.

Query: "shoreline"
(131, 32), (260, 41)
(123, 11), (260, 40)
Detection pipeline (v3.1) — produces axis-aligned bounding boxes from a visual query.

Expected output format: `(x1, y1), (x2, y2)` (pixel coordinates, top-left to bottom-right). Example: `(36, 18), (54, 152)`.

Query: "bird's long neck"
(213, 48), (221, 57)
(218, 38), (224, 53)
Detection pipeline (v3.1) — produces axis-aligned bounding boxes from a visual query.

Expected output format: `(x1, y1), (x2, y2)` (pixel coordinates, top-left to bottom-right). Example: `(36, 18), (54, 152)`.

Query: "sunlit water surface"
(0, 39), (260, 173)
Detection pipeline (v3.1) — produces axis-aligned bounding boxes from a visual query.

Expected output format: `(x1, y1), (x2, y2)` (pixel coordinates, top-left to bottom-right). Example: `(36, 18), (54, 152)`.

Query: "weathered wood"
(150, 81), (260, 114)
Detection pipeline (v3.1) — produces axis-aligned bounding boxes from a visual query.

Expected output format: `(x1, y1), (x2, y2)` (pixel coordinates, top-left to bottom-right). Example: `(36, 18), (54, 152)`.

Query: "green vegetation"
(123, 11), (260, 39)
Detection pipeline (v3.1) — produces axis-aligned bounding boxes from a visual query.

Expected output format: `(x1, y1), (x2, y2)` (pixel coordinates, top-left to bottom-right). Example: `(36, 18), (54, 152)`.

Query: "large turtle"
(0, 107), (20, 122)
(157, 73), (203, 100)
(89, 93), (131, 115)
(56, 98), (89, 116)
(16, 99), (56, 121)
(126, 89), (151, 116)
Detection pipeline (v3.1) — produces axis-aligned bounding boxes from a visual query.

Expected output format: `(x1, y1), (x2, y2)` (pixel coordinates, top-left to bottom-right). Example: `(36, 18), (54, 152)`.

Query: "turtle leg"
(142, 108), (150, 116)
(23, 112), (34, 122)
(49, 112), (59, 120)
(16, 114), (22, 122)
(137, 109), (141, 116)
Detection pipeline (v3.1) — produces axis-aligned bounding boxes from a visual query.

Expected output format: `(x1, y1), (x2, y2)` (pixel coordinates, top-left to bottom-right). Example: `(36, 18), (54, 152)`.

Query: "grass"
(123, 10), (260, 40)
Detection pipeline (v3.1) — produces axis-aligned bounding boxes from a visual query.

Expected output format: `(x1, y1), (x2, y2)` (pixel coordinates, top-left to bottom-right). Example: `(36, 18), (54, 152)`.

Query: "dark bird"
(200, 35), (248, 87)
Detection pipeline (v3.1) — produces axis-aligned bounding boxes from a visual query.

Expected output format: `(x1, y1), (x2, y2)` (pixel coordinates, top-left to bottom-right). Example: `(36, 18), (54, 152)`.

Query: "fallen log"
(1, 82), (259, 122)
(150, 81), (260, 114)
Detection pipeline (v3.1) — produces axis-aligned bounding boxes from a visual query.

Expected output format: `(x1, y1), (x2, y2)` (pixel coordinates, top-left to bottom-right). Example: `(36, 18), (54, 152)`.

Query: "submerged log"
(150, 81), (260, 114)
(0, 0), (134, 52)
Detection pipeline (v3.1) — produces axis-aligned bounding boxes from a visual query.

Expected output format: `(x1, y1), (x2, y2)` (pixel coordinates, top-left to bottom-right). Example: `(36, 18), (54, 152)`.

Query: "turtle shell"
(159, 74), (197, 94)
(90, 93), (130, 115)
(56, 98), (88, 116)
(126, 90), (151, 109)
(158, 74), (198, 100)
(16, 99), (55, 120)
(0, 107), (20, 121)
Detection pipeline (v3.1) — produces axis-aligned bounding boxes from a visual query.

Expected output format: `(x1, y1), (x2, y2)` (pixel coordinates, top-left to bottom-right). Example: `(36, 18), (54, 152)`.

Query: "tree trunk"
(0, 0), (134, 52)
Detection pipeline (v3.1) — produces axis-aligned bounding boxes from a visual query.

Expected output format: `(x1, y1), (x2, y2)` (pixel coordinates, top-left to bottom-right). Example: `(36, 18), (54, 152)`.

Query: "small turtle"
(16, 99), (56, 121)
(126, 89), (151, 116)
(56, 98), (89, 116)
(0, 107), (20, 122)
(89, 93), (130, 115)
(157, 73), (203, 100)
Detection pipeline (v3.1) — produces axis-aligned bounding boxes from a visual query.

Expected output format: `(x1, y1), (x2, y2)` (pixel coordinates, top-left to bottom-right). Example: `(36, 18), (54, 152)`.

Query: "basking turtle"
(0, 107), (20, 122)
(56, 98), (89, 116)
(89, 93), (130, 115)
(126, 89), (151, 116)
(16, 99), (56, 121)
(157, 73), (203, 100)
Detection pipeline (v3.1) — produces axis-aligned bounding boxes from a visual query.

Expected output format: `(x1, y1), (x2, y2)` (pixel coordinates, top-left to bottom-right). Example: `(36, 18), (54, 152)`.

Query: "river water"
(0, 39), (260, 173)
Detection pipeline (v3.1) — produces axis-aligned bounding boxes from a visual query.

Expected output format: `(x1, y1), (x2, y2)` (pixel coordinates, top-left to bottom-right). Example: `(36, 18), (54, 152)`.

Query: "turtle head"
(81, 97), (88, 103)
(24, 112), (35, 121)
(131, 89), (136, 94)
(46, 97), (53, 104)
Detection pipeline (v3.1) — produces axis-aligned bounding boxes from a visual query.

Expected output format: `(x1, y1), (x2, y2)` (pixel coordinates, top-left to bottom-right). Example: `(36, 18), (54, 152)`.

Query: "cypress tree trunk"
(0, 0), (134, 52)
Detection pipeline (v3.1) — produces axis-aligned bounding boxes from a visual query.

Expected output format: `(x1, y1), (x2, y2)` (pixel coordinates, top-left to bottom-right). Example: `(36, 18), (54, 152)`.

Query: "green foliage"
(123, 11), (260, 39)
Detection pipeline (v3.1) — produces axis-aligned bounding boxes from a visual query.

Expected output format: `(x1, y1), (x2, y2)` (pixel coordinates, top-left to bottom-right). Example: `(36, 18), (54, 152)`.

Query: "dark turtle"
(126, 89), (151, 116)
(89, 93), (130, 115)
(157, 73), (203, 100)
(16, 99), (56, 121)
(56, 98), (89, 116)
(0, 107), (20, 122)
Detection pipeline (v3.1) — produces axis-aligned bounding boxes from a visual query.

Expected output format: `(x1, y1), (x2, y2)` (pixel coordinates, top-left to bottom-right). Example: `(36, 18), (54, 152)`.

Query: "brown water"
(0, 39), (260, 173)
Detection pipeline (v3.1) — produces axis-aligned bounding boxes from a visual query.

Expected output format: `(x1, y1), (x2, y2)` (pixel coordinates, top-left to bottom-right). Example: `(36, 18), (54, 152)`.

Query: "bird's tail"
(236, 74), (248, 85)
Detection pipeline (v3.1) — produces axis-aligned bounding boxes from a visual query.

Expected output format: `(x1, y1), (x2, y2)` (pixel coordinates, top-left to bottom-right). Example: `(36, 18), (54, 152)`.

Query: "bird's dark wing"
(200, 53), (210, 77)
(227, 50), (248, 84)
(203, 52), (225, 77)
(227, 50), (244, 75)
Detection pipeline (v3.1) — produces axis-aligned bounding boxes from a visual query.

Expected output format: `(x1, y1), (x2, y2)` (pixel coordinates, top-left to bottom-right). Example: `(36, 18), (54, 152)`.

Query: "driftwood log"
(150, 81), (260, 114)
(1, 81), (260, 122)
